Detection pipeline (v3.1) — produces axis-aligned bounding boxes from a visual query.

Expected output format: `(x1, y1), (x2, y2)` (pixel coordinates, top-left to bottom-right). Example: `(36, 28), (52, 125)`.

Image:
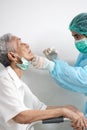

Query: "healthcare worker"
(0, 33), (86, 130)
(31, 13), (87, 117)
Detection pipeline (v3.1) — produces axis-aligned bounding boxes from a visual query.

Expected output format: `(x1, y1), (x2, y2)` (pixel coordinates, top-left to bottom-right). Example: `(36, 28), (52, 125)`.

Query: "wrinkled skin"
(63, 105), (87, 130)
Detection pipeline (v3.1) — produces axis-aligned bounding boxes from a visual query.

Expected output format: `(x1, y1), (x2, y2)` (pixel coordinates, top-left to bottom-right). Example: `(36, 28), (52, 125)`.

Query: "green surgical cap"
(69, 13), (87, 36)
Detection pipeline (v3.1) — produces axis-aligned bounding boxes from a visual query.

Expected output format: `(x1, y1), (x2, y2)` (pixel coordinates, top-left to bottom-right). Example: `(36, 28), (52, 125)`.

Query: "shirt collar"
(6, 66), (22, 88)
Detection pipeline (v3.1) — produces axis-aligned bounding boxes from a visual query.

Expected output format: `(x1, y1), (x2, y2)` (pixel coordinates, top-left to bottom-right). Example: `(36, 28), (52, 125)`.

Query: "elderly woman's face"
(71, 31), (86, 41)
(10, 36), (34, 61)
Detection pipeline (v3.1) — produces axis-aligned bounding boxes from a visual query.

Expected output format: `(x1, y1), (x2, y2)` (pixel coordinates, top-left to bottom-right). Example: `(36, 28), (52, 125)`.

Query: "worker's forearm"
(13, 108), (63, 124)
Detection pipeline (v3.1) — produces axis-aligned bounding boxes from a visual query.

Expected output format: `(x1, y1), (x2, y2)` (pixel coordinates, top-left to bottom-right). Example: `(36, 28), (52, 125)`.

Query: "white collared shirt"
(0, 66), (47, 130)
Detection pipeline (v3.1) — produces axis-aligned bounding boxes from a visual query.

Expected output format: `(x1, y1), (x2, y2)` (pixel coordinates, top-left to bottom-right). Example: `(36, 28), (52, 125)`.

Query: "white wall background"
(0, 0), (87, 130)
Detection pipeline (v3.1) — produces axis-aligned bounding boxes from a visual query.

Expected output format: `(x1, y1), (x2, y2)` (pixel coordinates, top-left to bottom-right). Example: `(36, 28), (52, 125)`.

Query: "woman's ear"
(7, 52), (17, 62)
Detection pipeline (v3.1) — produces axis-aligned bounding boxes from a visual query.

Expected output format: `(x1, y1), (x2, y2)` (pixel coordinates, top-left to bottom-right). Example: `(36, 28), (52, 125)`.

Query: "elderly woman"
(31, 13), (87, 117)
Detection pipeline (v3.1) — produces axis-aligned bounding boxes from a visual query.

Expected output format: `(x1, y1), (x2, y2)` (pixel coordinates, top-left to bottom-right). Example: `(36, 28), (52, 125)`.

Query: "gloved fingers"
(43, 48), (54, 55)
(31, 55), (48, 69)
(31, 56), (39, 64)
(43, 49), (49, 56)
(49, 47), (58, 53)
(43, 47), (58, 55)
(46, 48), (53, 53)
(43, 47), (58, 61)
(52, 49), (58, 54)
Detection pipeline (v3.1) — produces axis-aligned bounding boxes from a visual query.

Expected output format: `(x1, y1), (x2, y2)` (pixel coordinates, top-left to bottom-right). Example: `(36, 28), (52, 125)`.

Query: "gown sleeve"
(50, 57), (87, 95)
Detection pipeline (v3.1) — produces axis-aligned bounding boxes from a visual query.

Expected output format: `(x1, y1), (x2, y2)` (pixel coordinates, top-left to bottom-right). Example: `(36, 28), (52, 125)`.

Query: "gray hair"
(0, 33), (15, 67)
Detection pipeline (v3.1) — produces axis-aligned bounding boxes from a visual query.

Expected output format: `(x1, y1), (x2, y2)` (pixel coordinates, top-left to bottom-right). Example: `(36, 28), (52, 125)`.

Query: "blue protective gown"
(50, 53), (87, 115)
